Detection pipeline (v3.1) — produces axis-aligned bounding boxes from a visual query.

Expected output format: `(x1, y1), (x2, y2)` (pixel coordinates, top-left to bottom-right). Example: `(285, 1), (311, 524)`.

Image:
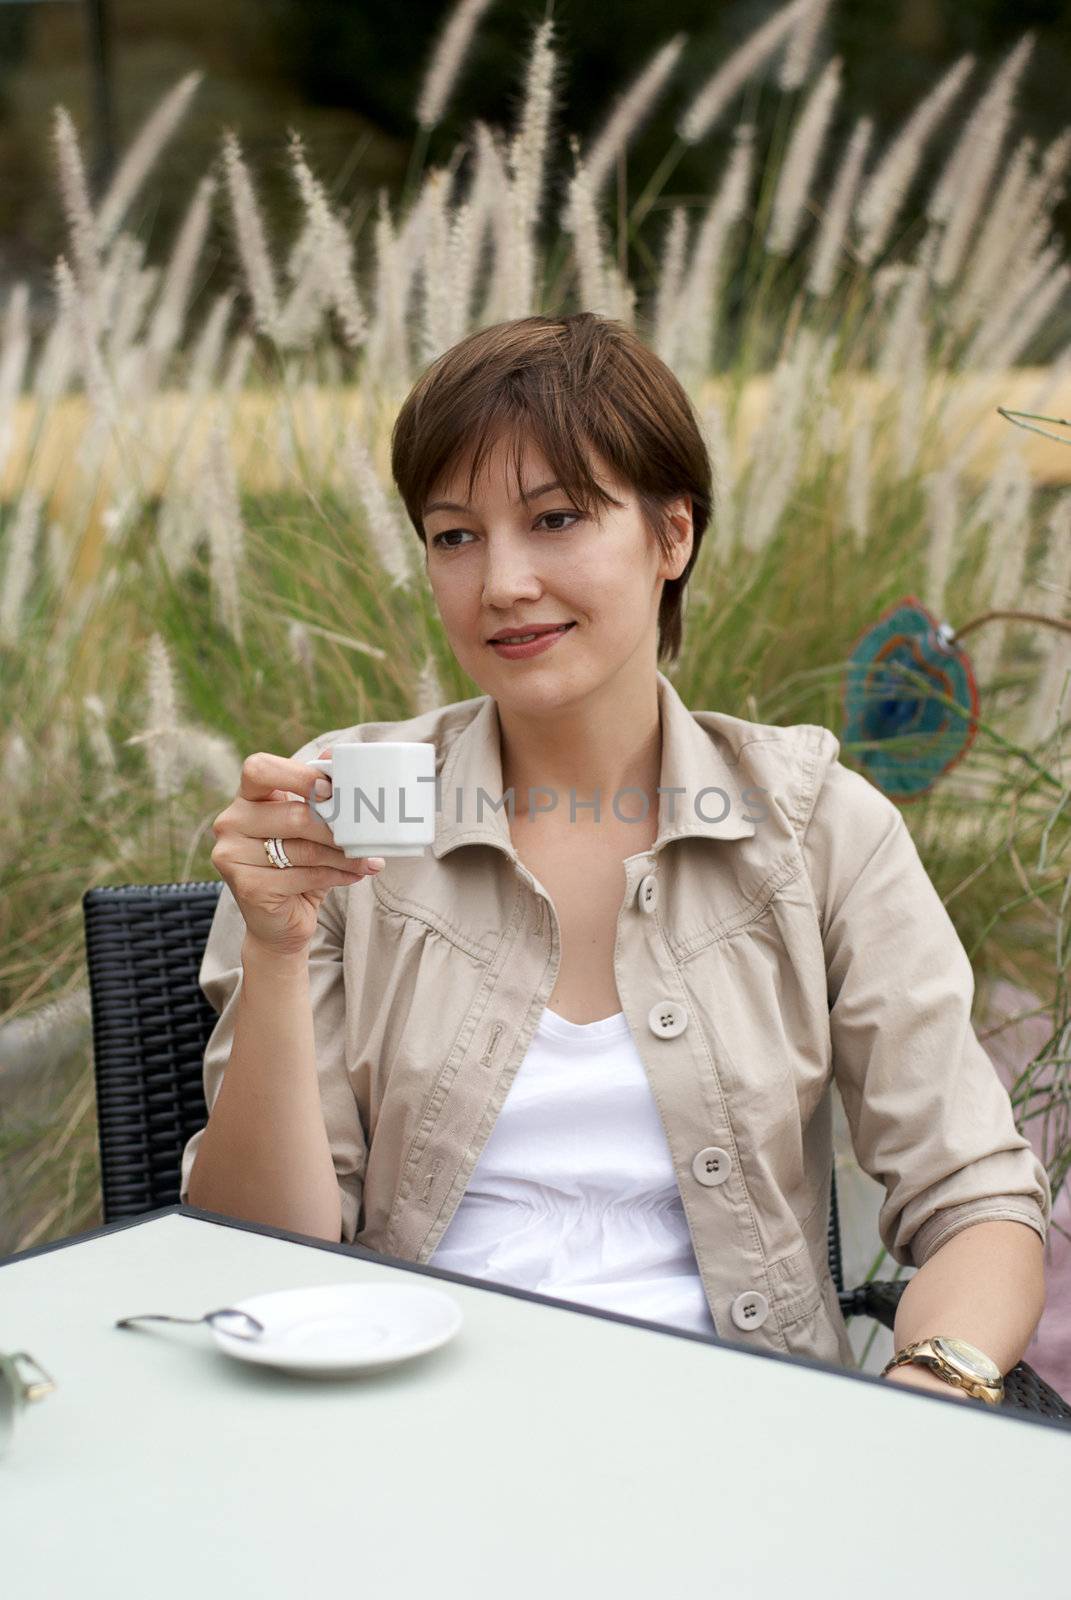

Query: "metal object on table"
(0, 1351), (57, 1457)
(115, 1307), (265, 1340)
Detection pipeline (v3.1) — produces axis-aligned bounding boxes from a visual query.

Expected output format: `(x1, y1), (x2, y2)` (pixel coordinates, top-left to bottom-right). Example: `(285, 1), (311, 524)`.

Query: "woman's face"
(421, 433), (692, 705)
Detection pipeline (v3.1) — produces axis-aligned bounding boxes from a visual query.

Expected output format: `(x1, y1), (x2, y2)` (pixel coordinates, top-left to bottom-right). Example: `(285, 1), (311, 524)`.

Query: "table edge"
(4, 1203), (1068, 1437)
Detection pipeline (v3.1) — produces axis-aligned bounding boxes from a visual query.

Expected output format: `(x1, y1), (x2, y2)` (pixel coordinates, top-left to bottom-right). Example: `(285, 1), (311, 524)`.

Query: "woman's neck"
(496, 670), (662, 822)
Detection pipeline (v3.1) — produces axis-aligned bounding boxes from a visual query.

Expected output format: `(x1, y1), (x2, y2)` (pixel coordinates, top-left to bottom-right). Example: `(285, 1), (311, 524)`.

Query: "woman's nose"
(481, 545), (542, 606)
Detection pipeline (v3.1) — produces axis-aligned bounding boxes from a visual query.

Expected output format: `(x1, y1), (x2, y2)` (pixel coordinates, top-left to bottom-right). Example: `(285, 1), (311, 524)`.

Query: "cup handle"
(304, 758), (332, 816)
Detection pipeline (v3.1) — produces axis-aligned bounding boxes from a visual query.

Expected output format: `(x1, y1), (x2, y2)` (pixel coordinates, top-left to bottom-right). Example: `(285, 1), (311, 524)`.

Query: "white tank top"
(428, 1004), (718, 1337)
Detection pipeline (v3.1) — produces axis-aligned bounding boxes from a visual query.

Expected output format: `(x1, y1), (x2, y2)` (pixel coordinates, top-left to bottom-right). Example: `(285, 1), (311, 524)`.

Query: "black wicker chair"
(82, 880), (1071, 1424)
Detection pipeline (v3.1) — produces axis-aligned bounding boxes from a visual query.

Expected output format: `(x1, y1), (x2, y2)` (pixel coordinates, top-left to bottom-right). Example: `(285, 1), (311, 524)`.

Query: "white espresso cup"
(306, 741), (437, 858)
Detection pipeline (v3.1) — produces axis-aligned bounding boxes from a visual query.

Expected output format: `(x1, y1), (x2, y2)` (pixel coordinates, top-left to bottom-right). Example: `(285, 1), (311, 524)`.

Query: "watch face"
(934, 1337), (1001, 1383)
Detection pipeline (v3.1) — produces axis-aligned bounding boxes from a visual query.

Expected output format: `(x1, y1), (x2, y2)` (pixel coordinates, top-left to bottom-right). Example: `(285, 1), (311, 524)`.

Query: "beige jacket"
(179, 670), (1051, 1367)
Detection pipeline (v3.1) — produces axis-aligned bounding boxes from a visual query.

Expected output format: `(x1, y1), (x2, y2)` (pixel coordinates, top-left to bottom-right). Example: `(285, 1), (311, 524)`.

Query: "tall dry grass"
(0, 2), (1068, 1329)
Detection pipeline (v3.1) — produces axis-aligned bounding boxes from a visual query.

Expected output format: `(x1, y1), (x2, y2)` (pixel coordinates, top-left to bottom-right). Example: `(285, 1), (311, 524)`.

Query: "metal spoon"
(114, 1307), (266, 1340)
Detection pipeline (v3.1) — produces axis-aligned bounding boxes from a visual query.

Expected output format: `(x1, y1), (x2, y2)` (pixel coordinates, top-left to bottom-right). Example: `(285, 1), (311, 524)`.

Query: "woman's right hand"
(210, 748), (384, 958)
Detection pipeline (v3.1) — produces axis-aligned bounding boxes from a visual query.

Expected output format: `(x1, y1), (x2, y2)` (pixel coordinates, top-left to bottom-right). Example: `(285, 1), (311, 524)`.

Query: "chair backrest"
(83, 882), (222, 1223)
(82, 879), (847, 1286)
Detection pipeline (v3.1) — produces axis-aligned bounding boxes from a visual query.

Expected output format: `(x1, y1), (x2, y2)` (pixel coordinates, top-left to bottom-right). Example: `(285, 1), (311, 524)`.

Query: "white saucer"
(209, 1282), (464, 1376)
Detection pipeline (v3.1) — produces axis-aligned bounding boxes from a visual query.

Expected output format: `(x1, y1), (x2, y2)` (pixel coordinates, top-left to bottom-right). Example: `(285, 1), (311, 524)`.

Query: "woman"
(183, 312), (1049, 1396)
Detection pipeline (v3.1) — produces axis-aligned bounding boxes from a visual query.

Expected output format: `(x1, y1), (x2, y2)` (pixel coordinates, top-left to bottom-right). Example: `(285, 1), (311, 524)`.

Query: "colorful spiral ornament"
(841, 595), (979, 801)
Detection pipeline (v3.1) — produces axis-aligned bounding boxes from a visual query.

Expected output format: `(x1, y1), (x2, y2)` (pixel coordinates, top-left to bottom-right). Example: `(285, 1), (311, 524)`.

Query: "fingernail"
(367, 858), (385, 872)
(314, 779), (332, 799)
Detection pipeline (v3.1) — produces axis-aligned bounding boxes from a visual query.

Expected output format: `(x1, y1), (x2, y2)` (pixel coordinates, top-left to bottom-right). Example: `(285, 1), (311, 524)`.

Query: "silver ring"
(263, 837), (293, 870)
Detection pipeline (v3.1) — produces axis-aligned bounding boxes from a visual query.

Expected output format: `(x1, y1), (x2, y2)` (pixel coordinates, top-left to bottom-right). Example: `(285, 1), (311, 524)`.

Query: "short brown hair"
(389, 311), (712, 665)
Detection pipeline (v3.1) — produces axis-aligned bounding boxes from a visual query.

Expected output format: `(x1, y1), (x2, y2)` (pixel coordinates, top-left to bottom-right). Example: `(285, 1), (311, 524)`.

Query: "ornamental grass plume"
(672, 124), (755, 385)
(875, 227), (935, 383)
(955, 135), (1038, 333)
(0, 483), (42, 648)
(562, 137), (612, 316)
(95, 70), (203, 248)
(362, 171), (442, 377)
(479, 123), (522, 325)
(52, 106), (101, 325)
(0, 282), (29, 410)
(443, 196), (480, 348)
(221, 329), (253, 396)
(766, 56), (843, 257)
(1, 726), (31, 798)
(81, 693), (119, 800)
(156, 469), (200, 579)
(276, 221), (327, 351)
(287, 132), (367, 351)
(30, 293), (76, 404)
(417, 167), (456, 364)
(0, 283), (30, 486)
(500, 18), (558, 321)
(970, 447), (1034, 685)
(220, 129), (281, 340)
(146, 173), (217, 366)
(582, 33), (687, 203)
(343, 419), (415, 590)
(170, 725), (243, 796)
(678, 0), (810, 145)
(853, 53), (975, 266)
(203, 419), (246, 648)
(365, 188), (408, 390)
(104, 635), (242, 824)
(414, 652), (446, 716)
(507, 18), (557, 235)
(652, 206), (688, 364)
(101, 236), (155, 373)
(1029, 493), (1071, 745)
(964, 251), (1071, 373)
(807, 114), (872, 298)
(287, 618), (315, 689)
(928, 34), (1036, 287)
(0, 986), (93, 1101)
(741, 326), (832, 552)
(127, 632), (184, 803)
(415, 0), (496, 133)
(187, 291), (235, 392)
(778, 0), (832, 91)
(53, 255), (115, 425)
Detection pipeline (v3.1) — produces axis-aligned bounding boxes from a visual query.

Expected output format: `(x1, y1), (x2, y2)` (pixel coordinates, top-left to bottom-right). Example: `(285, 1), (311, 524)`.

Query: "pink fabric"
(981, 980), (1070, 1399)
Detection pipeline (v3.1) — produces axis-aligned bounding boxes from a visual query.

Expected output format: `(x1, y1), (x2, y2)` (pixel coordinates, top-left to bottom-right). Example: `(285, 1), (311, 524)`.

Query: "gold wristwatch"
(881, 1336), (1004, 1403)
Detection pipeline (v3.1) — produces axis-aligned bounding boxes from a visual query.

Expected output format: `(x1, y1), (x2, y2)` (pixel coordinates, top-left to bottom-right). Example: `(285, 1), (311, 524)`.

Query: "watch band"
(882, 1337), (1004, 1403)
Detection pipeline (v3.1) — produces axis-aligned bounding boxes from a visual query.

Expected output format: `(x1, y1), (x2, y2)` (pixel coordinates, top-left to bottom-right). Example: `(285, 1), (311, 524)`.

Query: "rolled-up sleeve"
(802, 754), (1052, 1270)
(178, 872), (368, 1245)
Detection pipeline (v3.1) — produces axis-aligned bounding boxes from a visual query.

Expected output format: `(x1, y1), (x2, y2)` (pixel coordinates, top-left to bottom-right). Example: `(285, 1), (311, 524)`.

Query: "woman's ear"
(663, 494), (693, 577)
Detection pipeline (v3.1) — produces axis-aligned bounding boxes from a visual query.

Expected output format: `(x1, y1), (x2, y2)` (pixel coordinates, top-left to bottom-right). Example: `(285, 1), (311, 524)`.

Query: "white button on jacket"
(180, 670), (1052, 1365)
(647, 1000), (688, 1038)
(637, 873), (658, 913)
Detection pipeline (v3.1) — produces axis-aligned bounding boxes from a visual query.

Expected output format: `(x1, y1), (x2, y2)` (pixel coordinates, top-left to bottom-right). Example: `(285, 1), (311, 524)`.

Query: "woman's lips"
(489, 623), (576, 659)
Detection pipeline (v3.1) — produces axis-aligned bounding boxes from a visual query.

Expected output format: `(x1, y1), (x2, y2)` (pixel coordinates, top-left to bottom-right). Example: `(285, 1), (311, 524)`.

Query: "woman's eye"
(430, 512), (580, 550)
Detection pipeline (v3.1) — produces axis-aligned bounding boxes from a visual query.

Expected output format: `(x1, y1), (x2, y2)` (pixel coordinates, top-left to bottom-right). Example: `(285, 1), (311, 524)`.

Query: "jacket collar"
(432, 670), (757, 861)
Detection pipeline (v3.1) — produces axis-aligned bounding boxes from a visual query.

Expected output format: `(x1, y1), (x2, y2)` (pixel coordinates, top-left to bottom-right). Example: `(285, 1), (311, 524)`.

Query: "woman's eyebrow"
(424, 480), (563, 514)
